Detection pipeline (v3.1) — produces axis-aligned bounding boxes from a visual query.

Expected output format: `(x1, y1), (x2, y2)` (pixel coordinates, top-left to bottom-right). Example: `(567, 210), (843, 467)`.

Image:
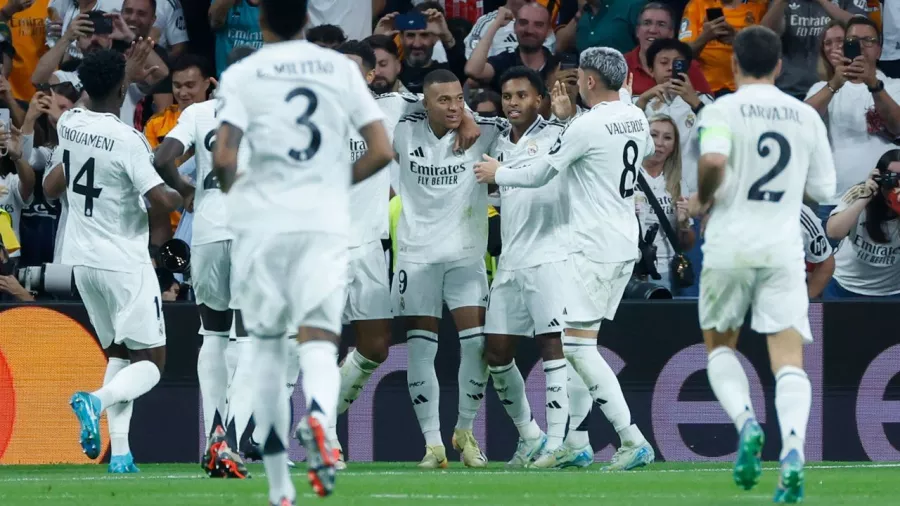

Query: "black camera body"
(873, 171), (900, 190)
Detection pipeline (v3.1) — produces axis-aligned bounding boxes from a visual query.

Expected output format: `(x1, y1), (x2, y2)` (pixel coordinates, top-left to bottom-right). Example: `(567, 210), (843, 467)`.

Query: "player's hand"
(829, 57), (851, 90)
(621, 72), (634, 96)
(492, 6), (515, 28)
(63, 13), (93, 42)
(107, 12), (136, 42)
(0, 275), (33, 301)
(474, 154), (500, 184)
(687, 192), (711, 217)
(550, 81), (574, 121)
(454, 112), (481, 153)
(125, 37), (158, 84)
(373, 12), (400, 36)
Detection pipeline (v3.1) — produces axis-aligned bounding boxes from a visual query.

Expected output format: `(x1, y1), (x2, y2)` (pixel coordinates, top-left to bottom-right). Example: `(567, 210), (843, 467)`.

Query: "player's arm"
(807, 254), (834, 298)
(805, 114), (837, 203)
(211, 66), (247, 192)
(695, 104), (731, 210)
(212, 122), (241, 193)
(43, 162), (66, 199)
(154, 106), (196, 197)
(127, 134), (183, 212)
(354, 120), (394, 183)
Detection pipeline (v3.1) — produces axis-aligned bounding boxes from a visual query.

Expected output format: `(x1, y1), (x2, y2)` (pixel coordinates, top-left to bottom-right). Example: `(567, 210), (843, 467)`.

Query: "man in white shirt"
(42, 49), (182, 474)
(464, 0), (557, 59)
(691, 26), (836, 503)
(479, 66), (572, 467)
(392, 69), (503, 469)
(153, 0), (189, 57)
(800, 203), (834, 298)
(212, 0), (393, 501)
(475, 46), (656, 472)
(153, 46), (255, 479)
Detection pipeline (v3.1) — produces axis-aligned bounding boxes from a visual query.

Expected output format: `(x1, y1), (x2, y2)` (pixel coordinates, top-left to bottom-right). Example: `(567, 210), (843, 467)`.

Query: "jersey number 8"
(619, 140), (639, 198)
(63, 149), (102, 217)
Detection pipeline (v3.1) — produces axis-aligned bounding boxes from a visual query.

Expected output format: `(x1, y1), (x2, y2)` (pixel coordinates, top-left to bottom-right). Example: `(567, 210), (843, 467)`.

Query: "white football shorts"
(74, 264), (167, 350)
(392, 256), (488, 318)
(698, 266), (813, 343)
(231, 231), (348, 337)
(191, 240), (234, 313)
(562, 253), (634, 331)
(342, 240), (392, 324)
(484, 261), (570, 337)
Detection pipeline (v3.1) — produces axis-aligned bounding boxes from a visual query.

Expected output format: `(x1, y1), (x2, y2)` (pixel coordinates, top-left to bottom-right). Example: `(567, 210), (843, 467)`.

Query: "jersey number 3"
(748, 131), (791, 203)
(286, 87), (322, 162)
(63, 149), (102, 217)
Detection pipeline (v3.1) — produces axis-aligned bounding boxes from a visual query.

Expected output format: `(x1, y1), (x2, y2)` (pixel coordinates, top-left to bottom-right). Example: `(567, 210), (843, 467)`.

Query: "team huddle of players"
(51, 1), (835, 506)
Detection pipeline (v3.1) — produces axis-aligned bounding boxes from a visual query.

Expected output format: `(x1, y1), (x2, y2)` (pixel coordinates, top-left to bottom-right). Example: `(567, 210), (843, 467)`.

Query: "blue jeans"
(822, 278), (900, 299)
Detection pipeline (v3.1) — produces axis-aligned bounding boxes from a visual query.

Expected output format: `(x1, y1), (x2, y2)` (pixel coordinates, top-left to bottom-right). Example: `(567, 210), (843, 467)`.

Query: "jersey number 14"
(63, 149), (102, 217)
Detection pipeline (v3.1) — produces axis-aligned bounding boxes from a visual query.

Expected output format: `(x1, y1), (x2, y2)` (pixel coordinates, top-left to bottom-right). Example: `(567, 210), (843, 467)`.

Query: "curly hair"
(77, 49), (126, 101)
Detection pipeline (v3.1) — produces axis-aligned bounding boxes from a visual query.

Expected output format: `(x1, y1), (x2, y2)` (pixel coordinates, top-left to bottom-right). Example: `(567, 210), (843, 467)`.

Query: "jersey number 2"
(63, 149), (102, 217)
(286, 87), (322, 162)
(748, 131), (791, 202)
(619, 140), (638, 198)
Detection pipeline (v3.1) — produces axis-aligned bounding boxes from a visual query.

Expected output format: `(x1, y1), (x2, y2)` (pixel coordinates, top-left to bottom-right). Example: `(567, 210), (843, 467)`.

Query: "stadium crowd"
(0, 0), (897, 304)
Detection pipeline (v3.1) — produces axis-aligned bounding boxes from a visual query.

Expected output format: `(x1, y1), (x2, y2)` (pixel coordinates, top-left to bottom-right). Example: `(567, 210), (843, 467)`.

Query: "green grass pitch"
(1, 462), (898, 505)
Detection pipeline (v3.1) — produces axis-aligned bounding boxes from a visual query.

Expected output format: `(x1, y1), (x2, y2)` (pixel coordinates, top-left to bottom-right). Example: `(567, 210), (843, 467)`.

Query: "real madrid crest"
(526, 141), (539, 157)
(685, 113), (696, 128)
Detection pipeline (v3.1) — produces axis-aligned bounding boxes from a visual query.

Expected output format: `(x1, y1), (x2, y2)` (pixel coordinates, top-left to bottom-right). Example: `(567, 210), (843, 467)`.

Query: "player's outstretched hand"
(551, 81), (574, 121)
(474, 154), (500, 184)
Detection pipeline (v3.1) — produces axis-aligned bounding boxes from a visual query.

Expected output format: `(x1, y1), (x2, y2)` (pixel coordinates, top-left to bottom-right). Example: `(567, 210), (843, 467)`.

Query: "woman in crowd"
(635, 115), (695, 293)
(824, 149), (900, 298)
(817, 19), (847, 83)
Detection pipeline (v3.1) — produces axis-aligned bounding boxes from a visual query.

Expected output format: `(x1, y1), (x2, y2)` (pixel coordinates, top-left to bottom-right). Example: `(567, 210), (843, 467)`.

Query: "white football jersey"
(490, 117), (567, 270)
(165, 99), (250, 246)
(393, 113), (503, 264)
(54, 108), (163, 272)
(698, 84), (837, 269)
(635, 167), (684, 276)
(216, 41), (386, 236)
(348, 92), (423, 248)
(800, 204), (832, 264)
(545, 100), (655, 263)
(155, 0), (189, 49)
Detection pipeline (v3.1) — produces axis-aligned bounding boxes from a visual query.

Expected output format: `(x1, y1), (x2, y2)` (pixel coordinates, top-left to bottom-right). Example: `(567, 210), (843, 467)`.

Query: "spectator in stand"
(678, 0), (767, 96)
(373, 5), (465, 93)
(151, 0), (188, 58)
(634, 38), (711, 195)
(0, 121), (34, 266)
(307, 0), (385, 41)
(209, 0), (261, 77)
(471, 88), (502, 116)
(365, 34), (411, 94)
(634, 115), (694, 293)
(761, 0), (865, 101)
(45, 0), (122, 60)
(464, 0), (556, 59)
(555, 0), (644, 55)
(824, 150), (900, 299)
(143, 54), (213, 148)
(806, 15), (900, 212)
(306, 23), (347, 49)
(626, 2), (712, 96)
(0, 0), (49, 101)
(0, 75), (26, 127)
(120, 0), (175, 127)
(817, 19), (846, 82)
(880, 0), (898, 77)
(465, 3), (555, 91)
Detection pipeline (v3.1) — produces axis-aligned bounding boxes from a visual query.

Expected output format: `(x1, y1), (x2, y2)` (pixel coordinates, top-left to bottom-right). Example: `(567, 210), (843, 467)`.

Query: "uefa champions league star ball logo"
(526, 141), (539, 157)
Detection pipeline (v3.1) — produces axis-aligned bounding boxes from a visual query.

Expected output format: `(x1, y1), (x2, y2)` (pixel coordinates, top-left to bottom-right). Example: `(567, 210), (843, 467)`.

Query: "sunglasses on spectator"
(845, 36), (879, 48)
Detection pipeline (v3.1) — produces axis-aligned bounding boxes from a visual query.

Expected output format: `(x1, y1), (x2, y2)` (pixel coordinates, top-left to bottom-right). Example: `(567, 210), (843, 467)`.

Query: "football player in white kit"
(480, 67), (571, 466)
(42, 49), (183, 473)
(689, 26), (836, 503)
(212, 0), (393, 502)
(392, 69), (504, 469)
(475, 47), (656, 471)
(153, 46), (256, 478)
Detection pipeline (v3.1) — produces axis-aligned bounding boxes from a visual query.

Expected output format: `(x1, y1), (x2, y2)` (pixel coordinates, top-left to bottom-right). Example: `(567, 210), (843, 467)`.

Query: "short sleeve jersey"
(489, 117), (567, 270)
(216, 40), (386, 237)
(698, 84), (836, 269)
(545, 100), (655, 263)
(393, 113), (503, 264)
(54, 108), (163, 272)
(800, 203), (832, 264)
(155, 0), (189, 49)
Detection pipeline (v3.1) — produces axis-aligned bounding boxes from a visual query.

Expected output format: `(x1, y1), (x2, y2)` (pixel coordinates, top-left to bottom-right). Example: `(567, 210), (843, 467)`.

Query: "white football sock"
(337, 349), (381, 415)
(226, 338), (255, 448)
(407, 330), (442, 446)
(565, 362), (592, 449)
(489, 361), (540, 440)
(775, 365), (811, 462)
(565, 336), (645, 446)
(543, 358), (568, 449)
(707, 346), (756, 431)
(103, 358), (132, 456)
(251, 336), (294, 504)
(297, 340), (340, 427)
(456, 327), (488, 431)
(198, 333), (229, 438)
(286, 337), (301, 398)
(93, 361), (160, 411)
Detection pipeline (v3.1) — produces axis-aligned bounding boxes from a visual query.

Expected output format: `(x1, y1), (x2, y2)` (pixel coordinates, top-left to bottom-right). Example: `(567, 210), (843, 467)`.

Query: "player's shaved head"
(260, 0), (308, 41)
(78, 49), (126, 103)
(227, 46), (256, 67)
(733, 26), (782, 80)
(422, 70), (463, 132)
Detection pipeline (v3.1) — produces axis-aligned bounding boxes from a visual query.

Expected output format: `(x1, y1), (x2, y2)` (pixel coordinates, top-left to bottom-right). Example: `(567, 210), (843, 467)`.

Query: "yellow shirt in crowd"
(0, 208), (19, 254)
(0, 0), (48, 101)
(144, 105), (186, 232)
(679, 0), (767, 93)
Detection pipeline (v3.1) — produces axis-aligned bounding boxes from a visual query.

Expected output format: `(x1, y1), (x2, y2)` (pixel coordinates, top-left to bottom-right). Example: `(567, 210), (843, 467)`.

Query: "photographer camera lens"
(16, 263), (77, 296)
(623, 277), (673, 299)
(158, 239), (191, 274)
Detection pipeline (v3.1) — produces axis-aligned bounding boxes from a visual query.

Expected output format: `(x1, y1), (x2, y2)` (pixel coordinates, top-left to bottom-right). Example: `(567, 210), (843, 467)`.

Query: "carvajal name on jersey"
(740, 104), (802, 124)
(852, 236), (900, 265)
(606, 120), (646, 136)
(410, 160), (466, 186)
(58, 125), (116, 151)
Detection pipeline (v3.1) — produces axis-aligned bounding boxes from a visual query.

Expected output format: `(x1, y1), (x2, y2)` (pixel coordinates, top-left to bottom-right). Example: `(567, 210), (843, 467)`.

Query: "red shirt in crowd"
(624, 47), (713, 96)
